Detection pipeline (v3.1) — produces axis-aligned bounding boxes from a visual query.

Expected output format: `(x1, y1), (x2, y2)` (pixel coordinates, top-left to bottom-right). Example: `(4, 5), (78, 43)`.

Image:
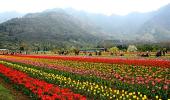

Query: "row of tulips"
(14, 55), (170, 68)
(1, 60), (169, 99)
(0, 64), (86, 100)
(0, 60), (152, 100)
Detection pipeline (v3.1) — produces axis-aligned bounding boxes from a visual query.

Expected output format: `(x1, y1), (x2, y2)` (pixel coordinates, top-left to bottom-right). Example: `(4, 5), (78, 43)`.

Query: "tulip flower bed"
(0, 55), (169, 99)
(0, 60), (149, 100)
(0, 64), (86, 100)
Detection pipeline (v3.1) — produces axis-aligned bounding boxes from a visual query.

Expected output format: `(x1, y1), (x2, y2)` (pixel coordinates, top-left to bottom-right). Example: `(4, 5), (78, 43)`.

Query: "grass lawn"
(0, 84), (14, 100)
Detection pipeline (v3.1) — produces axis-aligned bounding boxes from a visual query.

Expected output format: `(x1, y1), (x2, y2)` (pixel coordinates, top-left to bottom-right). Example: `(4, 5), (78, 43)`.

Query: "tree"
(152, 45), (160, 52)
(70, 46), (77, 52)
(69, 46), (79, 55)
(127, 45), (137, 52)
(19, 46), (24, 51)
(109, 46), (119, 55)
(19, 41), (29, 54)
(117, 45), (127, 50)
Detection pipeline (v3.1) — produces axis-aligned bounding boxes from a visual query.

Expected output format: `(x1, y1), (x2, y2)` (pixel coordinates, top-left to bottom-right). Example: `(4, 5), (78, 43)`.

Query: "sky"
(0, 0), (170, 15)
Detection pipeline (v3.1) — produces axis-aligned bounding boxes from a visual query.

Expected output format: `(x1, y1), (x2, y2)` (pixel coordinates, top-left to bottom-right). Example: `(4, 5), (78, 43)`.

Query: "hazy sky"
(0, 0), (170, 15)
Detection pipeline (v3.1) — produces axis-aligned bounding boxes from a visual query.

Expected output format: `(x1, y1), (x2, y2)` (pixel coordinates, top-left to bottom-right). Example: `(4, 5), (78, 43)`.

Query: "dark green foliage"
(137, 44), (160, 52)
(19, 46), (24, 51)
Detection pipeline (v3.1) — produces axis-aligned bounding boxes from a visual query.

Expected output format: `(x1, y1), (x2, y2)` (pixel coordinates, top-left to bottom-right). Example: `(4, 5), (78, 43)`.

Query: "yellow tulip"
(156, 96), (159, 99)
(126, 95), (129, 98)
(129, 93), (132, 95)
(143, 95), (147, 99)
(140, 94), (143, 97)
(120, 96), (122, 99)
(133, 95), (136, 99)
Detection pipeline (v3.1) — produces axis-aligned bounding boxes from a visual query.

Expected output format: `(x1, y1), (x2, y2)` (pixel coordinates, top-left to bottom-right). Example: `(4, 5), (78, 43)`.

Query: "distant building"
(80, 48), (106, 52)
(0, 49), (9, 55)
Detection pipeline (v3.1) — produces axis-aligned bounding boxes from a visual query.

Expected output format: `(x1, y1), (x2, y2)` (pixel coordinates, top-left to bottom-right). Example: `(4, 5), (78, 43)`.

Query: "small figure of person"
(156, 50), (161, 57)
(89, 53), (92, 56)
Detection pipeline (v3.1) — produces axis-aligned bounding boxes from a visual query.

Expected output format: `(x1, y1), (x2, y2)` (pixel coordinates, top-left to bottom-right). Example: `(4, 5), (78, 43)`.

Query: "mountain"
(0, 11), (102, 50)
(0, 11), (24, 23)
(62, 8), (155, 40)
(63, 4), (170, 42)
(45, 8), (154, 40)
(138, 4), (170, 42)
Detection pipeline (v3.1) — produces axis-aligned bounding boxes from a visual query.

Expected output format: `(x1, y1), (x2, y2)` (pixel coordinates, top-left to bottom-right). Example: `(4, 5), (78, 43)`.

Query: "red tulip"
(163, 85), (168, 90)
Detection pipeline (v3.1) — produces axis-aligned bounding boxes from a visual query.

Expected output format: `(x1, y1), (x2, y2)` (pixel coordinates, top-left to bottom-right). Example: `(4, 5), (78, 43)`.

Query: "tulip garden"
(0, 55), (169, 100)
